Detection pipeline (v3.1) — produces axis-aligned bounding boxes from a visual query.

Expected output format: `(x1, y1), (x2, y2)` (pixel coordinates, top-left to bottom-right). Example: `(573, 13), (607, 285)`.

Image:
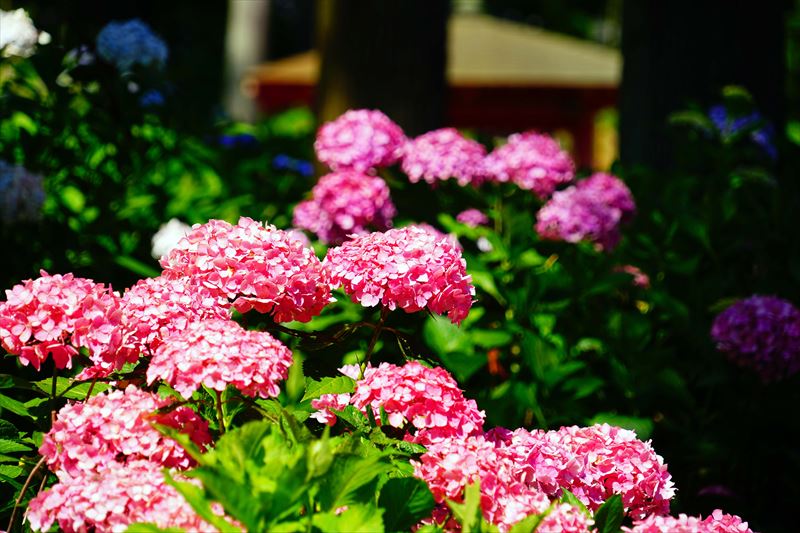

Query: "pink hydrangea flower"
(147, 319), (293, 400)
(626, 509), (753, 533)
(535, 174), (635, 251)
(614, 265), (651, 289)
(324, 226), (475, 324)
(313, 361), (484, 441)
(484, 132), (575, 199)
(537, 504), (594, 533)
(293, 171), (396, 244)
(0, 271), (132, 371)
(26, 460), (231, 533)
(711, 295), (800, 381)
(315, 109), (406, 172)
(160, 217), (333, 323)
(493, 424), (675, 519)
(456, 208), (490, 228)
(401, 128), (488, 186)
(39, 385), (211, 480)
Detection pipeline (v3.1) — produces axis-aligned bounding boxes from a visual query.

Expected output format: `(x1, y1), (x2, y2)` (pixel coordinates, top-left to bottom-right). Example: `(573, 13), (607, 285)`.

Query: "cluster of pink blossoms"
(160, 217), (333, 323)
(536, 172), (636, 251)
(483, 132), (575, 199)
(626, 509), (753, 533)
(402, 128), (488, 187)
(324, 225), (475, 324)
(26, 460), (225, 533)
(147, 318), (293, 400)
(0, 271), (132, 371)
(312, 361), (484, 442)
(615, 264), (651, 289)
(456, 208), (490, 228)
(315, 109), (406, 172)
(711, 295), (800, 381)
(293, 171), (396, 244)
(39, 385), (212, 479)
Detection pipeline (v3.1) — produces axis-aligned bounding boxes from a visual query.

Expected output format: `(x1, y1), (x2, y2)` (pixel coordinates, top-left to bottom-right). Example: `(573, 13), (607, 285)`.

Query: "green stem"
(7, 456), (46, 532)
(362, 307), (390, 372)
(215, 390), (226, 435)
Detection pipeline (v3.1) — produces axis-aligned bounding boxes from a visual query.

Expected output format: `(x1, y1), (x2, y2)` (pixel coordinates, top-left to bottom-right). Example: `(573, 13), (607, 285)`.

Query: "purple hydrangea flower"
(711, 295), (800, 381)
(708, 105), (777, 160)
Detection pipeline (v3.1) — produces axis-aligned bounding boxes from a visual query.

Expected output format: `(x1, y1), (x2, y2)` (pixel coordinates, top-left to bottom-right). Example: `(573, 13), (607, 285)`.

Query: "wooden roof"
(246, 13), (621, 88)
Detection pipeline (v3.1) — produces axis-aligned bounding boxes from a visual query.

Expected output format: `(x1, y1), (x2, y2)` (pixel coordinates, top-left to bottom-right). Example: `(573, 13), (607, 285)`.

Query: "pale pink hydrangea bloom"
(535, 173), (635, 251)
(493, 424), (675, 519)
(456, 208), (490, 228)
(484, 132), (575, 199)
(39, 385), (211, 479)
(26, 460), (230, 533)
(313, 362), (484, 441)
(324, 226), (475, 324)
(626, 509), (753, 533)
(537, 503), (593, 533)
(293, 171), (396, 244)
(147, 319), (293, 400)
(0, 271), (132, 371)
(315, 109), (406, 172)
(402, 128), (488, 186)
(286, 228), (312, 248)
(160, 217), (333, 323)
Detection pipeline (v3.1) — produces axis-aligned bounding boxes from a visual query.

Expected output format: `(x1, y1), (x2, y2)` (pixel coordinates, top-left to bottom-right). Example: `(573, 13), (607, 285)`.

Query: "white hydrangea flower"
(151, 218), (191, 260)
(0, 8), (50, 58)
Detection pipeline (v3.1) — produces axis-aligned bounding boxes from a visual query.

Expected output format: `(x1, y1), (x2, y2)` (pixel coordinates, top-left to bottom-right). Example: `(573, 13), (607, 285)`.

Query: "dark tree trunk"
(315, 0), (449, 135)
(620, 0), (788, 169)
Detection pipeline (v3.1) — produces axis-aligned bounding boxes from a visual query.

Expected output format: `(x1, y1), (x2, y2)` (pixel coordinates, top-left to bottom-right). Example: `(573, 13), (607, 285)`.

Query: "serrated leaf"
(33, 377), (110, 400)
(317, 454), (393, 511)
(331, 405), (371, 432)
(0, 465), (23, 478)
(592, 495), (623, 533)
(163, 472), (243, 532)
(312, 504), (384, 533)
(302, 376), (356, 403)
(0, 420), (18, 439)
(379, 477), (435, 531)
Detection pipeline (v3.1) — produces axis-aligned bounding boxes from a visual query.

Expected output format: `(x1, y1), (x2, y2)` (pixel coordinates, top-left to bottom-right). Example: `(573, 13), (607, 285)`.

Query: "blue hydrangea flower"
(96, 19), (167, 72)
(139, 89), (165, 108)
(273, 154), (313, 177)
(708, 104), (777, 160)
(0, 160), (45, 225)
(218, 134), (258, 149)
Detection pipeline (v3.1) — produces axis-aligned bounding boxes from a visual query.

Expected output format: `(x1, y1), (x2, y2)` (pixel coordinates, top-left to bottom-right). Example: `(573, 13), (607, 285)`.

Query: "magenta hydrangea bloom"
(26, 460), (230, 533)
(493, 424), (675, 519)
(160, 217), (333, 323)
(313, 361), (484, 442)
(0, 271), (132, 371)
(711, 295), (800, 381)
(293, 171), (396, 244)
(147, 319), (293, 400)
(315, 109), (406, 172)
(401, 128), (488, 186)
(535, 174), (635, 251)
(484, 132), (575, 198)
(39, 385), (211, 479)
(456, 208), (490, 228)
(626, 509), (753, 533)
(324, 226), (475, 324)
(537, 504), (594, 533)
(614, 265), (651, 289)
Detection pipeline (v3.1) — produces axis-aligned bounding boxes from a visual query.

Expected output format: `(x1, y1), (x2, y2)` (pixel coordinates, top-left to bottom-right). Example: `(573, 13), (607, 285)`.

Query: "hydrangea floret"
(160, 217), (333, 323)
(315, 109), (406, 172)
(26, 460), (227, 533)
(0, 271), (130, 371)
(401, 128), (488, 186)
(0, 8), (50, 58)
(96, 19), (168, 71)
(456, 208), (490, 228)
(711, 295), (800, 381)
(293, 171), (396, 244)
(39, 385), (211, 479)
(626, 508), (753, 533)
(324, 226), (474, 324)
(146, 319), (294, 400)
(483, 132), (575, 199)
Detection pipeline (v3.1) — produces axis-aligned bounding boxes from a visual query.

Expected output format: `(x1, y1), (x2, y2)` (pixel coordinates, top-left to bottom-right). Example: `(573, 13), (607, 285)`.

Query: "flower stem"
(7, 456), (46, 532)
(215, 389), (226, 434)
(363, 306), (390, 369)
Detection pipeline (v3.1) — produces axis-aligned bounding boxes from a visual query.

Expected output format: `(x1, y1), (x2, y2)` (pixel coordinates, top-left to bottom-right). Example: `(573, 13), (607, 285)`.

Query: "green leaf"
(124, 524), (187, 533)
(33, 378), (109, 400)
(378, 477), (436, 532)
(114, 255), (161, 278)
(424, 316), (472, 354)
(592, 495), (623, 533)
(559, 489), (590, 516)
(317, 454), (393, 511)
(469, 329), (513, 349)
(312, 504), (384, 533)
(446, 481), (485, 532)
(588, 413), (654, 440)
(0, 439), (31, 454)
(0, 393), (31, 418)
(508, 512), (544, 533)
(331, 405), (372, 432)
(163, 472), (243, 532)
(0, 420), (18, 439)
(60, 185), (86, 213)
(0, 465), (24, 478)
(301, 376), (356, 402)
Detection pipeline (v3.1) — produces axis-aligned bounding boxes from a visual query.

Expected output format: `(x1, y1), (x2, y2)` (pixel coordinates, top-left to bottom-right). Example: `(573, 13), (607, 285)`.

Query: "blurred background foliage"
(2, 1), (800, 531)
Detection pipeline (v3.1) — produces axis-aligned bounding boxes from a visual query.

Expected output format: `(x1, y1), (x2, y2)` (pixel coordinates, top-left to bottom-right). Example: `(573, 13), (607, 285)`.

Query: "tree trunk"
(620, 1), (788, 169)
(315, 0), (449, 135)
